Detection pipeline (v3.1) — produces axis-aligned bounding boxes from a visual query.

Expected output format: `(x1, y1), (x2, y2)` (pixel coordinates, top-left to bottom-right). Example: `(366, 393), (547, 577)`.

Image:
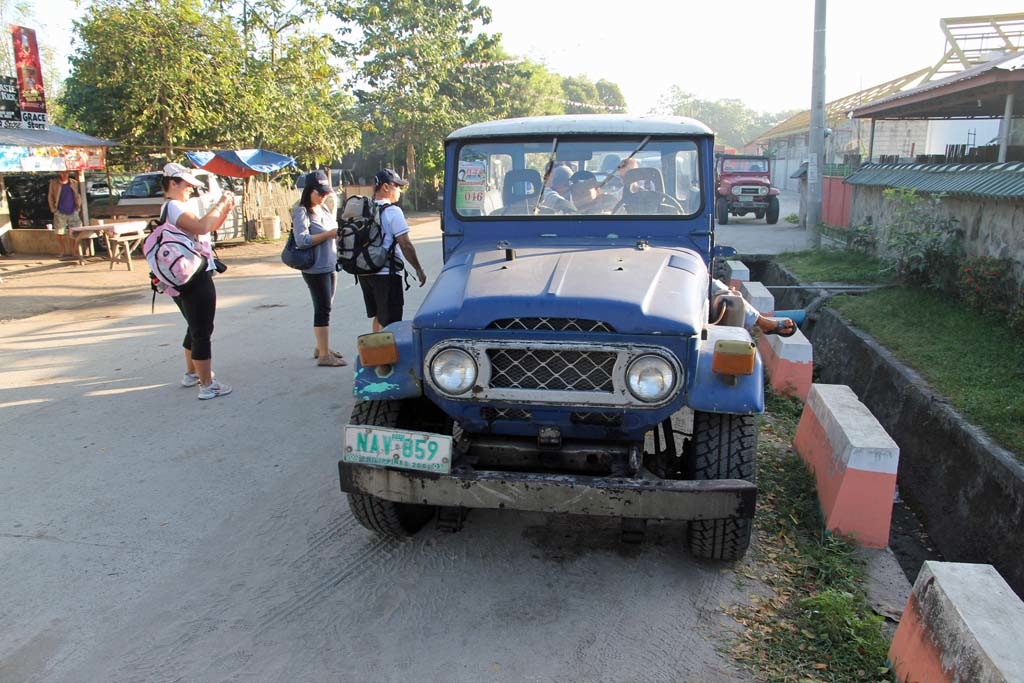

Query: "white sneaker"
(198, 380), (232, 400)
(181, 371), (213, 387)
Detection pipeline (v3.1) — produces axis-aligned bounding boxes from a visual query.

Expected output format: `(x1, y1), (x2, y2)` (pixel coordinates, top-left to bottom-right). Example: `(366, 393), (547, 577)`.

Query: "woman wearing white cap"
(161, 162), (236, 400)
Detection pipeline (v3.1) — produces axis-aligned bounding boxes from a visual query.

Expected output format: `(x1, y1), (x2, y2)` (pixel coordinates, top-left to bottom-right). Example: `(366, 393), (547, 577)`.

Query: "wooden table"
(102, 221), (148, 271)
(70, 221), (149, 269)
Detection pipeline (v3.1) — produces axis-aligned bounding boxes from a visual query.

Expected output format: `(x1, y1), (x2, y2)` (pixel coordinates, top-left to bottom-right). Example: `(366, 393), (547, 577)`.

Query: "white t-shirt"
(374, 201), (409, 276)
(165, 198), (214, 271)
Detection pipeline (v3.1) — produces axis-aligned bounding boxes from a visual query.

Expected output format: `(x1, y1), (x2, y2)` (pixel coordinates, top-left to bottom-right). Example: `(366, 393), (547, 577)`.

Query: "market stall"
(0, 124), (115, 255)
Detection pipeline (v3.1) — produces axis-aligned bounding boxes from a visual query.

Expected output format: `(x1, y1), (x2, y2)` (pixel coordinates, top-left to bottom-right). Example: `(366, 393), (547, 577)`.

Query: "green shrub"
(849, 224), (878, 255)
(881, 188), (962, 291)
(784, 212), (799, 224)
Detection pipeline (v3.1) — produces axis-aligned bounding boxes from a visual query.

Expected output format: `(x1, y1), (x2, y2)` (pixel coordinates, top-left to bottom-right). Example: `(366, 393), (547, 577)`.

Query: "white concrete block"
(739, 280), (774, 315)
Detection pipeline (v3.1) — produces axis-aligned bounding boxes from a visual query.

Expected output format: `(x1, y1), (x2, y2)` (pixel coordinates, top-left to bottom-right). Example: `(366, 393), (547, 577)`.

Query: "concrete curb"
(889, 561), (1024, 682)
(757, 327), (813, 401)
(793, 384), (900, 548)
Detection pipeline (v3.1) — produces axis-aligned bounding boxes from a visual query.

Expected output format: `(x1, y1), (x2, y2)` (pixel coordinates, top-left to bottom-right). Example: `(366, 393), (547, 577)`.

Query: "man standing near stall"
(47, 171), (83, 259)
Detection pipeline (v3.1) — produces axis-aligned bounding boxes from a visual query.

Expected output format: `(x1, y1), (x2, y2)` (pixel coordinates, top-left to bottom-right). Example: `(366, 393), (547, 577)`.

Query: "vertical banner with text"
(10, 24), (47, 129)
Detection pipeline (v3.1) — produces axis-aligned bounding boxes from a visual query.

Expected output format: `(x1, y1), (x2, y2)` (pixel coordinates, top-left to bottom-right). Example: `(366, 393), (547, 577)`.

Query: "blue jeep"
(339, 115), (763, 560)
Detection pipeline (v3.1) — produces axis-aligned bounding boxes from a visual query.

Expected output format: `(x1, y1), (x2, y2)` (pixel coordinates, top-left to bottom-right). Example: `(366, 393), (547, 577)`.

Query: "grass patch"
(777, 249), (893, 285)
(726, 390), (894, 682)
(785, 212), (800, 225)
(830, 287), (1024, 457)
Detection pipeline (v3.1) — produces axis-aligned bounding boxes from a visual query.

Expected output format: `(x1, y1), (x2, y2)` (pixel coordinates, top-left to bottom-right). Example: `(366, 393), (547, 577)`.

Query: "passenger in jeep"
(539, 163), (574, 213)
(569, 171), (618, 214)
(710, 279), (796, 337)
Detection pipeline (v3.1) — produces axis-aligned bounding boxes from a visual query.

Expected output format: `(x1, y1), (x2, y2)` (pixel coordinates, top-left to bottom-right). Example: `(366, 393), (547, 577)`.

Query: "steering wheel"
(612, 192), (685, 215)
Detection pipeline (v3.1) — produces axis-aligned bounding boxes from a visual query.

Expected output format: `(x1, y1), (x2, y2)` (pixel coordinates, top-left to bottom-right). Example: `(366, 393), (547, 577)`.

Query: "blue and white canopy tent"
(185, 148), (296, 241)
(185, 148), (295, 178)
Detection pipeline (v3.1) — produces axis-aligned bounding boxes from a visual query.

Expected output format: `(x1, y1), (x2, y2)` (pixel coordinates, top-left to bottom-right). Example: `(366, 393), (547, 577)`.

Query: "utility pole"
(807, 0), (826, 248)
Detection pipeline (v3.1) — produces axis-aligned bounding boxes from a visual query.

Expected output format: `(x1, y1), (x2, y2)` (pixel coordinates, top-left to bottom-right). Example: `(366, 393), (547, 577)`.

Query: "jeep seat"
(496, 168), (542, 216)
(621, 167), (666, 214)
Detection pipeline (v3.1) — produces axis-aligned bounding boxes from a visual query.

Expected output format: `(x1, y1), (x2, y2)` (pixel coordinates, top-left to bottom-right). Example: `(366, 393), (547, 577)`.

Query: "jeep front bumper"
(338, 463), (756, 521)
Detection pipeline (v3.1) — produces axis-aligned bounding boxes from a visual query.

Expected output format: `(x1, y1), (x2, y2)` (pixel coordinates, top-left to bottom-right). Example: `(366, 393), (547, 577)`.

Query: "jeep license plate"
(343, 425), (453, 474)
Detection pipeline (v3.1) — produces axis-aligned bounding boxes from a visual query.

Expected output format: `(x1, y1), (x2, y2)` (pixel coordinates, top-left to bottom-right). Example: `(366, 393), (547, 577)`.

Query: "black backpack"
(336, 196), (402, 276)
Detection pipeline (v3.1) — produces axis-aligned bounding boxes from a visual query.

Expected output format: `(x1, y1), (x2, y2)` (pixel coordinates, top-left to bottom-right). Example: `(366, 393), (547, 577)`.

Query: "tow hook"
(628, 444), (642, 475)
(538, 426), (561, 450)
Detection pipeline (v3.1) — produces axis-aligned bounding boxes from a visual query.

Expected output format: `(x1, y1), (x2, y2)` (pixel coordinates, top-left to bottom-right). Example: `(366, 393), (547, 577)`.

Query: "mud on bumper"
(338, 463), (756, 522)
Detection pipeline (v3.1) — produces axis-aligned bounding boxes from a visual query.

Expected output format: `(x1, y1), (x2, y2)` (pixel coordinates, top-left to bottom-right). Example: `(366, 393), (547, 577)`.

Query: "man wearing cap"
(360, 168), (427, 332)
(539, 163), (575, 213)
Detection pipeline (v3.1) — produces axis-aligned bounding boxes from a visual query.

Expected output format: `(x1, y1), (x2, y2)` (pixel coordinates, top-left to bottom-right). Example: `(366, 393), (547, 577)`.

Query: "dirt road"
(0, 221), (756, 682)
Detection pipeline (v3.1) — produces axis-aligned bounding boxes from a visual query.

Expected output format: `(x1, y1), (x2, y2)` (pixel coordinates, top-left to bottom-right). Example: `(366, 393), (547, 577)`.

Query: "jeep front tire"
(346, 399), (437, 537)
(716, 196), (729, 225)
(684, 411), (757, 561)
(766, 196), (780, 225)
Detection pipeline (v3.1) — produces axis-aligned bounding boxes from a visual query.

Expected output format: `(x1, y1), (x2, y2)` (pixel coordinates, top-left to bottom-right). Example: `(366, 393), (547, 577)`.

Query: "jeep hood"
(414, 245), (708, 335)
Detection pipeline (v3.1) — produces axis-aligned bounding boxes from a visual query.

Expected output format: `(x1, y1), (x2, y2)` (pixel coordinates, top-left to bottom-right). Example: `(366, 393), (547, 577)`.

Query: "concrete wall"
(850, 186), (1024, 285)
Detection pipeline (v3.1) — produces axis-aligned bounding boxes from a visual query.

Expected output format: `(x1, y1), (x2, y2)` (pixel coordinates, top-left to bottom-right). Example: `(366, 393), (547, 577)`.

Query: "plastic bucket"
(260, 216), (281, 240)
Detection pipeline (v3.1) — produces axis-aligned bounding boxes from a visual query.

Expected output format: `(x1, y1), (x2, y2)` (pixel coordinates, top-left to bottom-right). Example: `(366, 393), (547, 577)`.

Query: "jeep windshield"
(721, 158), (768, 173)
(454, 137), (702, 219)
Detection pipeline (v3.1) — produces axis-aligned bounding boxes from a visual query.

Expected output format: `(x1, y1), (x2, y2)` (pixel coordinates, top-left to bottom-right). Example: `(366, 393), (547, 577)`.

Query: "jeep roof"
(447, 114), (714, 140)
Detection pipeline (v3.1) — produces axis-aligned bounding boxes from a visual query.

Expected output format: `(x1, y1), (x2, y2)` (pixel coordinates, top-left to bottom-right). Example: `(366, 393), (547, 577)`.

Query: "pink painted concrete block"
(890, 562), (1024, 683)
(792, 384), (899, 548)
(757, 326), (813, 401)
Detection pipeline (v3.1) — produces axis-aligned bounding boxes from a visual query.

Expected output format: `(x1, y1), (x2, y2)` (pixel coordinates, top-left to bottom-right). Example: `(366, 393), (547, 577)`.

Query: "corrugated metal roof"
(844, 161), (1024, 199)
(851, 52), (1024, 117)
(0, 125), (115, 147)
(749, 68), (930, 144)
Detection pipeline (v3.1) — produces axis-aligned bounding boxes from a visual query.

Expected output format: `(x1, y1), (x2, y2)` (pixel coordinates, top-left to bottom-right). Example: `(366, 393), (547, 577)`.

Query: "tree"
(62, 0), (247, 162)
(336, 0), (517, 207)
(653, 86), (798, 150)
(595, 79), (626, 112)
(60, 0), (359, 169)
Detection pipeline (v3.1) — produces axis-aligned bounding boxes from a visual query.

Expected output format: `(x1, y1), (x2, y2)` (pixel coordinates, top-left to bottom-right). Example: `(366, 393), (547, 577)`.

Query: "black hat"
(305, 170), (333, 195)
(374, 168), (409, 188)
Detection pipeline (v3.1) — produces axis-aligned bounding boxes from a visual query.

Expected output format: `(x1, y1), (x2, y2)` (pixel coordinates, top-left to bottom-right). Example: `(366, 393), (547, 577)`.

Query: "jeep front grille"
(425, 340), (683, 408)
(488, 318), (615, 333)
(487, 348), (616, 392)
(571, 411), (624, 427)
(482, 407), (532, 421)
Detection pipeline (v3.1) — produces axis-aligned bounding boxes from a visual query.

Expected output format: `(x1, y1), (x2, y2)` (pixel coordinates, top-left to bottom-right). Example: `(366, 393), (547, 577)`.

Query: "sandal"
(317, 355), (349, 367)
(313, 348), (345, 360)
(763, 317), (797, 337)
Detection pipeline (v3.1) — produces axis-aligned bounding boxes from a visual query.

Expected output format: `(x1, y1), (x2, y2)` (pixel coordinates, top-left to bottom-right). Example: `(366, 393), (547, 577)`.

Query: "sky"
(25, 0), (1024, 116)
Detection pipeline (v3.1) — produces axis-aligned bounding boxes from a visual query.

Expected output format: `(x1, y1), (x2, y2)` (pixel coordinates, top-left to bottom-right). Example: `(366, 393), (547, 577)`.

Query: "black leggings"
(302, 271), (336, 327)
(173, 269), (217, 361)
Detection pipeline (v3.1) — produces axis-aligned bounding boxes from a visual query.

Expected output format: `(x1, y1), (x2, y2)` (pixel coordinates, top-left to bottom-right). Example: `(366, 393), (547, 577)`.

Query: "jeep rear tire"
(766, 196), (780, 225)
(716, 197), (729, 225)
(684, 411), (757, 561)
(346, 399), (436, 537)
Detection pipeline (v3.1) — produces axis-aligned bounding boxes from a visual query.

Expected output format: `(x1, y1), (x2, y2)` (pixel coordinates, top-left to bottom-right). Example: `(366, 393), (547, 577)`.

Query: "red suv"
(715, 154), (779, 225)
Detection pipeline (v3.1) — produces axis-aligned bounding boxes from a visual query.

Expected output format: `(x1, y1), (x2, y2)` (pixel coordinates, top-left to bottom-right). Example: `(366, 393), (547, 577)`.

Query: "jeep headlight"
(759, 187), (768, 195)
(430, 348), (477, 395)
(626, 355), (676, 403)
